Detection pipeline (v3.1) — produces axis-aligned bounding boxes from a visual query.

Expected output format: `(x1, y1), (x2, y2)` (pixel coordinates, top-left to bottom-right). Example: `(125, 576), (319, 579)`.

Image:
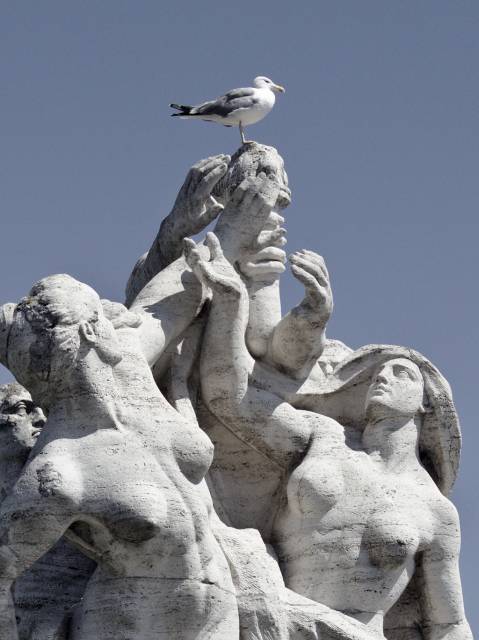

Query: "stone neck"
(362, 415), (421, 471)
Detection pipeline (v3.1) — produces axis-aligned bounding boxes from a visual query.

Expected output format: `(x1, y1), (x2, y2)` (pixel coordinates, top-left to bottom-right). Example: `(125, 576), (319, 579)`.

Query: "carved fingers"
(223, 174), (281, 229)
(184, 233), (244, 298)
(239, 247), (287, 278)
(289, 250), (333, 315)
(255, 227), (287, 250)
(190, 156), (229, 201)
(215, 175), (282, 264)
(174, 155), (230, 233)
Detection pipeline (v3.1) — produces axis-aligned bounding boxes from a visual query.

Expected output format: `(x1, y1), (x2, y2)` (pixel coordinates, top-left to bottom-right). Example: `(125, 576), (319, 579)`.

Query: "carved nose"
(32, 408), (46, 429)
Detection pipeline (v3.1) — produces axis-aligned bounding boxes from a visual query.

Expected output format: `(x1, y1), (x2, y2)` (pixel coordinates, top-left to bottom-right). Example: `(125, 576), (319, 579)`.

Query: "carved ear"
(80, 321), (97, 345)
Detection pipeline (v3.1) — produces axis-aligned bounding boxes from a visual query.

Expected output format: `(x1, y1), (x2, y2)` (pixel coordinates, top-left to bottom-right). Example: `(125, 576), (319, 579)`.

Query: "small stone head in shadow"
(0, 382), (45, 461)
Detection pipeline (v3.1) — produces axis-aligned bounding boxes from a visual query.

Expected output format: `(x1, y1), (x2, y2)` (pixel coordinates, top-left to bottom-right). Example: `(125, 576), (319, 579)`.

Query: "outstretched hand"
(238, 212), (287, 279)
(184, 233), (245, 299)
(171, 155), (230, 235)
(213, 174), (281, 261)
(289, 249), (333, 323)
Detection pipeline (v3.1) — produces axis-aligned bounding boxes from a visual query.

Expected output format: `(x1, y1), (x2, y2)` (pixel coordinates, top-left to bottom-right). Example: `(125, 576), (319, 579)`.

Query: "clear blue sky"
(1, 1), (477, 631)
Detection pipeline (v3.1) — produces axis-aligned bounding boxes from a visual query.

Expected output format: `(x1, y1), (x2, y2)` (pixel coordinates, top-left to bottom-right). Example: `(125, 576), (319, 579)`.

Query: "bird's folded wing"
(194, 87), (257, 117)
(224, 87), (256, 100)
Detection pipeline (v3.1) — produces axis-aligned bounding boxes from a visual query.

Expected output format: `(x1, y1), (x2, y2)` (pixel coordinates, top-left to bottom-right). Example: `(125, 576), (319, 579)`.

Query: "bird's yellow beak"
(273, 83), (285, 94)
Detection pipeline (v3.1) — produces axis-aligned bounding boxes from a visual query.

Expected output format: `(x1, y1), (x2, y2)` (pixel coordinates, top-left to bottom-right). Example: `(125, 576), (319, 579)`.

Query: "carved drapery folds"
(0, 143), (471, 639)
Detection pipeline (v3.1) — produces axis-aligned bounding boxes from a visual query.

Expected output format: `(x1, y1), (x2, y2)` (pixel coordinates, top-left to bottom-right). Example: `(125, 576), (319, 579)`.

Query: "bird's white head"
(253, 76), (285, 93)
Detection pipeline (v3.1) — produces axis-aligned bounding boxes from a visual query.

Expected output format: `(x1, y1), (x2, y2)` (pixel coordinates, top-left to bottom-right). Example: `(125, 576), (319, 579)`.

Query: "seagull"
(170, 76), (285, 144)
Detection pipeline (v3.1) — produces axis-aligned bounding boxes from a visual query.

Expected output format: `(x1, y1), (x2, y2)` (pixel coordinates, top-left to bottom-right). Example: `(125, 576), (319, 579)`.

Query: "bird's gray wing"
(223, 87), (256, 100)
(193, 87), (257, 117)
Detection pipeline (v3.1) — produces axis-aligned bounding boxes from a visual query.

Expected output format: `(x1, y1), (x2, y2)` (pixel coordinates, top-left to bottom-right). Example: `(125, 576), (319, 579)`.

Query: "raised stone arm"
(129, 251), (208, 367)
(269, 249), (333, 376)
(125, 154), (230, 306)
(185, 233), (313, 468)
(129, 175), (283, 367)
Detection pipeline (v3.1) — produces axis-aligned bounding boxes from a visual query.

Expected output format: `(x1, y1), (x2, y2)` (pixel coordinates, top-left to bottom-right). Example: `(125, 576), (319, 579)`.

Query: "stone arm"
(185, 233), (314, 469)
(125, 155), (229, 306)
(420, 504), (472, 640)
(269, 250), (333, 377)
(129, 250), (209, 367)
(129, 175), (287, 368)
(0, 470), (75, 640)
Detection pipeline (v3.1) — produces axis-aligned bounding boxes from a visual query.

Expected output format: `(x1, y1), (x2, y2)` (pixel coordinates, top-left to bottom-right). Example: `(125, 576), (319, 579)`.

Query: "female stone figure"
(0, 168), (288, 640)
(0, 268), (240, 639)
(185, 232), (472, 640)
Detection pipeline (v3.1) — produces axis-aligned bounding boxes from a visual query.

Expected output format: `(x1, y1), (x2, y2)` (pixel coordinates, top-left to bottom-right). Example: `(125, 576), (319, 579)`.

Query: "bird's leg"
(239, 123), (246, 144)
(239, 122), (253, 144)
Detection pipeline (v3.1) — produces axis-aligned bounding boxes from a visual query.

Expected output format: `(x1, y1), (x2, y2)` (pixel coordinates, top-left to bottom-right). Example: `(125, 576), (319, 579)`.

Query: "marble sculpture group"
(0, 143), (472, 639)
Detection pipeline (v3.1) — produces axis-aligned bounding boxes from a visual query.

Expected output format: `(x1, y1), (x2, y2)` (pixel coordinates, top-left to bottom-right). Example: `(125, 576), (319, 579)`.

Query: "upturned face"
(0, 385), (46, 461)
(365, 358), (425, 422)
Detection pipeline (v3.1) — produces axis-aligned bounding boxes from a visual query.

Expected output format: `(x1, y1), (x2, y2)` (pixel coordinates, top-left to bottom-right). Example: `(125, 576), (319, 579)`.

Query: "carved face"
(0, 384), (45, 460)
(365, 358), (425, 422)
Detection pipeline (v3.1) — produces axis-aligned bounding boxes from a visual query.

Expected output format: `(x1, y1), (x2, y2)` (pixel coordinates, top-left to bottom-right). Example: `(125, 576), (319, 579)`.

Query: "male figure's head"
(0, 382), (45, 495)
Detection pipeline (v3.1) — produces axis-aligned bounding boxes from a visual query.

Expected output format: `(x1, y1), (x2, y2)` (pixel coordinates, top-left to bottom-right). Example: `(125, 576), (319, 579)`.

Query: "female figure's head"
(365, 357), (426, 424)
(0, 274), (123, 406)
(303, 345), (460, 496)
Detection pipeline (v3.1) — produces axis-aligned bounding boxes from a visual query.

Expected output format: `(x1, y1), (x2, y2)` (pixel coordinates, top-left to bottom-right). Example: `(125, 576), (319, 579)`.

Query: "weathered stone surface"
(184, 225), (471, 639)
(0, 277), (238, 639)
(0, 143), (471, 639)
